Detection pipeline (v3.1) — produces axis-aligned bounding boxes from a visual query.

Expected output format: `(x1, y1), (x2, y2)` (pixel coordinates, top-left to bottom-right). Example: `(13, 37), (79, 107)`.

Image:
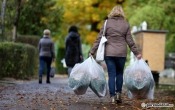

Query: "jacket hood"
(69, 32), (79, 38)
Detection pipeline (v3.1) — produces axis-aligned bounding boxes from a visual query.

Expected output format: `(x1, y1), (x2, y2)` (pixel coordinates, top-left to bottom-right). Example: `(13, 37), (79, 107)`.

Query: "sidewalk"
(0, 75), (174, 110)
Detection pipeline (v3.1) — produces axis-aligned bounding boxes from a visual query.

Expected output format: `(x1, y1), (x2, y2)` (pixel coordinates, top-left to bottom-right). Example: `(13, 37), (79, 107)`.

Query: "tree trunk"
(1, 0), (7, 41)
(13, 0), (22, 42)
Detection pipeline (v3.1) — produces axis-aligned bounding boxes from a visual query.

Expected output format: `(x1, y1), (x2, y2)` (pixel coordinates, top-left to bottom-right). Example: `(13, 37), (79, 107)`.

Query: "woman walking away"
(38, 29), (55, 84)
(90, 5), (142, 104)
(65, 26), (83, 77)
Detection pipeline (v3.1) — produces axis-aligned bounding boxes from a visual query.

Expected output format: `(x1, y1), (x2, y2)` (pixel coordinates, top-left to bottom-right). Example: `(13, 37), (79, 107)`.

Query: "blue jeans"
(39, 56), (52, 78)
(105, 56), (126, 97)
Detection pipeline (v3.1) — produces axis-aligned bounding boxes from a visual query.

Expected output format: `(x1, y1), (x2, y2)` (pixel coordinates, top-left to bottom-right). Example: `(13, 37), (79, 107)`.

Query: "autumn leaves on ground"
(0, 75), (174, 110)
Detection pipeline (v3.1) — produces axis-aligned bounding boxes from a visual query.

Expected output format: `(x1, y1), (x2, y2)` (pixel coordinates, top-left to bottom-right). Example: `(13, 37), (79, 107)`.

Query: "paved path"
(0, 75), (117, 110)
(0, 75), (175, 110)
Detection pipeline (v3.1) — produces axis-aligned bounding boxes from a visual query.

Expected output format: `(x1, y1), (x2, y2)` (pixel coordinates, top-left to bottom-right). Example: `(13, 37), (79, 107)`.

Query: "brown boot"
(110, 96), (115, 104)
(115, 92), (122, 103)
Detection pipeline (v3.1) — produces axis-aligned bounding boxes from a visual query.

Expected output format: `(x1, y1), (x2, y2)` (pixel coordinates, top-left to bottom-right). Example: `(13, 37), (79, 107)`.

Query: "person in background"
(65, 25), (83, 77)
(38, 29), (55, 84)
(90, 5), (142, 103)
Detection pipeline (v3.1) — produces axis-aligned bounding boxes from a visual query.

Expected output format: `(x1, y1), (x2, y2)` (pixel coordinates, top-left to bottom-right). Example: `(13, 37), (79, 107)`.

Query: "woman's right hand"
(136, 53), (142, 60)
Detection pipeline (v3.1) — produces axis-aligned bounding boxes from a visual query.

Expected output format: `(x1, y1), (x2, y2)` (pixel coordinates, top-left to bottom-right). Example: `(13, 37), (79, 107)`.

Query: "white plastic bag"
(61, 58), (67, 68)
(89, 56), (107, 97)
(124, 59), (155, 99)
(68, 56), (107, 97)
(96, 36), (107, 62)
(68, 62), (91, 95)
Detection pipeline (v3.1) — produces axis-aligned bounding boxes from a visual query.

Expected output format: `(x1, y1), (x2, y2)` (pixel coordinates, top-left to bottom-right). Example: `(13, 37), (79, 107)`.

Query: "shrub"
(56, 46), (67, 74)
(0, 42), (38, 79)
(16, 35), (40, 47)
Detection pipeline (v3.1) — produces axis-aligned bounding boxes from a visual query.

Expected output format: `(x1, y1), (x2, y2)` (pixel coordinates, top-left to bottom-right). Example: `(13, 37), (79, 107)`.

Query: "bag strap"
(102, 20), (107, 36)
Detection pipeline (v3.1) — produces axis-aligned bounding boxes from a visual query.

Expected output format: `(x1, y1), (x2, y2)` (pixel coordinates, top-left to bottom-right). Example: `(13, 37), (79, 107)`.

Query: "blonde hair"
(108, 5), (125, 18)
(43, 29), (51, 35)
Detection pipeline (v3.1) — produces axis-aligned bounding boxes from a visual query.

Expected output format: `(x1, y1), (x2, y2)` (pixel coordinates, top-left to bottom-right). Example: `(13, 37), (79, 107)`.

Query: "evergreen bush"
(0, 42), (38, 79)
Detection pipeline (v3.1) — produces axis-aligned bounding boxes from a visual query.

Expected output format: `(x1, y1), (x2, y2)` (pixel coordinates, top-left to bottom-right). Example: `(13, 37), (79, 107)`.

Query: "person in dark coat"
(65, 26), (83, 76)
(90, 5), (142, 103)
(38, 29), (55, 84)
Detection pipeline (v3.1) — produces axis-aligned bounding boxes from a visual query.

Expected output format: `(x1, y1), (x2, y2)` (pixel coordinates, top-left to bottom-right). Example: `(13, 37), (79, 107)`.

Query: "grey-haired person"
(38, 29), (55, 84)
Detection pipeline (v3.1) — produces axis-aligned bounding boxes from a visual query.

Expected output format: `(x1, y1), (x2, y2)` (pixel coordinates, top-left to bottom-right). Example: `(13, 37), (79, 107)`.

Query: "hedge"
(0, 42), (38, 79)
(16, 35), (40, 47)
(56, 46), (67, 74)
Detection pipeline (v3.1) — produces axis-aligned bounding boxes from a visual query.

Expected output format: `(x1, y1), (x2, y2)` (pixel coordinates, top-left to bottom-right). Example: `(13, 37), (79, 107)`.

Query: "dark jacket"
(65, 32), (83, 67)
(38, 36), (55, 58)
(90, 16), (139, 57)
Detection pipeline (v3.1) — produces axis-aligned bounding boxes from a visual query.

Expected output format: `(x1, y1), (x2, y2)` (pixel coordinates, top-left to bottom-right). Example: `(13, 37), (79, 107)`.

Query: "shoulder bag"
(96, 20), (108, 62)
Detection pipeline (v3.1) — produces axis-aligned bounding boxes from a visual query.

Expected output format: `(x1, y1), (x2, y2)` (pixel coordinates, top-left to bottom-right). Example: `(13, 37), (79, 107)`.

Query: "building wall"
(142, 32), (165, 71)
(134, 31), (166, 72)
(134, 33), (143, 53)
